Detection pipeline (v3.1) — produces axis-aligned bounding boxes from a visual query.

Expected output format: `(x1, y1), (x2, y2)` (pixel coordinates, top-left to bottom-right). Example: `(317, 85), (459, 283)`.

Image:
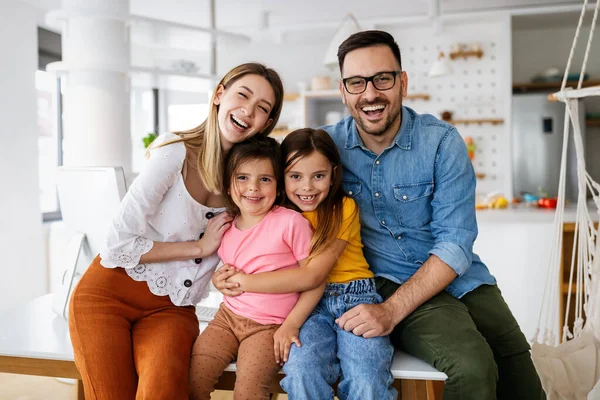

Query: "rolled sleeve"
(429, 242), (471, 276)
(429, 127), (478, 276)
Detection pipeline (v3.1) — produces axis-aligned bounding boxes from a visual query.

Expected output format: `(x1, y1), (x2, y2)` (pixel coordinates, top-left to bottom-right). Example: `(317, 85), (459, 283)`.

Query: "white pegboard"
(387, 18), (511, 197)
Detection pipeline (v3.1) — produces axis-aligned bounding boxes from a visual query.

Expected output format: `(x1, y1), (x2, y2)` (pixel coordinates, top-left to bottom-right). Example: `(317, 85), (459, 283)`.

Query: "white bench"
(0, 294), (446, 400)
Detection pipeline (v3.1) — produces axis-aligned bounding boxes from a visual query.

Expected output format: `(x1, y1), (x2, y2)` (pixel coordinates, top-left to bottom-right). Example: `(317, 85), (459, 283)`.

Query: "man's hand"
(335, 302), (398, 338)
(273, 323), (301, 366)
(211, 264), (244, 297)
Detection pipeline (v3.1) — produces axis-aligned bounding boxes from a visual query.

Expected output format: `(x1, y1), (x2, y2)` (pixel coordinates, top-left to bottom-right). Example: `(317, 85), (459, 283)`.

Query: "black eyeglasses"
(342, 71), (401, 94)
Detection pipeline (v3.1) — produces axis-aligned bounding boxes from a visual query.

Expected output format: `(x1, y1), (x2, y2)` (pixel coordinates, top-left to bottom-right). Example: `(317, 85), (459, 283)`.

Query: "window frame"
(38, 27), (63, 222)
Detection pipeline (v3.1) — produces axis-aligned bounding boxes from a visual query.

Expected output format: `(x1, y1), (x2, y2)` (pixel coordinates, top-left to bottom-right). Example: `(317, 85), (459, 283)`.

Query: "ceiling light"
(323, 14), (361, 68)
(429, 51), (453, 78)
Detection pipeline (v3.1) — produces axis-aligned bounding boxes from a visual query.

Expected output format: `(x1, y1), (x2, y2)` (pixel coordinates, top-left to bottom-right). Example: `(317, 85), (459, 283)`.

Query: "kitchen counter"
(473, 200), (598, 342)
(476, 201), (599, 224)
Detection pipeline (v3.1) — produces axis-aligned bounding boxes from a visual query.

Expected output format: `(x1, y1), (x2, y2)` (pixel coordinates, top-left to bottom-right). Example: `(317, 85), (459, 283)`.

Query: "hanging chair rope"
(535, 0), (600, 346)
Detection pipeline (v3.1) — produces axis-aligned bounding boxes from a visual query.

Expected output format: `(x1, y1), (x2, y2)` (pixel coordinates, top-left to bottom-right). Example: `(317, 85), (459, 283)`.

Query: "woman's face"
(213, 74), (276, 152)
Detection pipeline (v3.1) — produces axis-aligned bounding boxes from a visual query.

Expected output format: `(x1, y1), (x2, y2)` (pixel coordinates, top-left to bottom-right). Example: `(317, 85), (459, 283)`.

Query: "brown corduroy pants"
(189, 303), (282, 400)
(68, 256), (199, 400)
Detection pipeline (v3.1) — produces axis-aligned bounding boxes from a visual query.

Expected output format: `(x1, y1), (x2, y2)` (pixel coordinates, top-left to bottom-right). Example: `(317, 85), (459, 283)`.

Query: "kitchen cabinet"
(560, 222), (598, 335)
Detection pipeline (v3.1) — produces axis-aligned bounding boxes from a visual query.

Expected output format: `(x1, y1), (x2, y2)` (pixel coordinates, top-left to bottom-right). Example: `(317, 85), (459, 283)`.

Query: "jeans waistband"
(324, 278), (376, 296)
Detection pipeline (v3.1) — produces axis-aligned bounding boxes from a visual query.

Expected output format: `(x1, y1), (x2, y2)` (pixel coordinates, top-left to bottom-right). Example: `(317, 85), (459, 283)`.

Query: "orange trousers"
(69, 256), (199, 400)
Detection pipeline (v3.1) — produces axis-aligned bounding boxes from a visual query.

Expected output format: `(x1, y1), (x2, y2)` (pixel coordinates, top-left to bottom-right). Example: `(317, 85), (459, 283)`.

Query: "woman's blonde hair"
(153, 63), (284, 193)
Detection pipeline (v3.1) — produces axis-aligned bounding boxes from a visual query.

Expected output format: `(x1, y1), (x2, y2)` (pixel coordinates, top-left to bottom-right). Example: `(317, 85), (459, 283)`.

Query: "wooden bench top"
(0, 294), (446, 399)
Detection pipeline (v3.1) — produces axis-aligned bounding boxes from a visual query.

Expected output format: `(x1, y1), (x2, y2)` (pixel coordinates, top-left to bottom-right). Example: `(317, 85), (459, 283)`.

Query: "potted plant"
(142, 132), (158, 149)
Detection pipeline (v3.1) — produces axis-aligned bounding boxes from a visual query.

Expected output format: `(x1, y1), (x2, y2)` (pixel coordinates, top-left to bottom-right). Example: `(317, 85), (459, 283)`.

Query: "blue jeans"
(281, 278), (397, 400)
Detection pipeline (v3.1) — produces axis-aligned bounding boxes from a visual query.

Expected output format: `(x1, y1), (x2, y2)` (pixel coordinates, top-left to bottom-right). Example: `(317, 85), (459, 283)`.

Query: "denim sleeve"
(428, 127), (478, 276)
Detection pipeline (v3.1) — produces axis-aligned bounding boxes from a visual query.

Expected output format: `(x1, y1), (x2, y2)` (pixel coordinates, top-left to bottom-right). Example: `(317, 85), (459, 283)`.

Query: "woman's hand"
(212, 264), (244, 297)
(197, 212), (232, 256)
(273, 322), (301, 366)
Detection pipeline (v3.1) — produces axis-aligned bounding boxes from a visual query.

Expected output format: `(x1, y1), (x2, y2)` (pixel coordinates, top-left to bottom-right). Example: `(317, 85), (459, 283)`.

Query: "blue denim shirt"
(323, 106), (496, 298)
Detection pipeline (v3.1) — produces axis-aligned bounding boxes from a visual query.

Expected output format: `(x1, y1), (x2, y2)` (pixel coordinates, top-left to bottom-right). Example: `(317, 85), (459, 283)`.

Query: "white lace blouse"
(99, 133), (225, 306)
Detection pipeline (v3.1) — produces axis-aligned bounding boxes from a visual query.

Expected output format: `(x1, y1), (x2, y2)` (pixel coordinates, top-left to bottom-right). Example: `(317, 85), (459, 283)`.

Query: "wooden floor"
(0, 373), (288, 400)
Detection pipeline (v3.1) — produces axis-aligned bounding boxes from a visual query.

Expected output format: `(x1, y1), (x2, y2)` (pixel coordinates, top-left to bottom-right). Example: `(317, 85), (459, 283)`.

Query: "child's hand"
(197, 212), (233, 256)
(227, 270), (247, 286)
(273, 323), (301, 366)
(212, 264), (244, 297)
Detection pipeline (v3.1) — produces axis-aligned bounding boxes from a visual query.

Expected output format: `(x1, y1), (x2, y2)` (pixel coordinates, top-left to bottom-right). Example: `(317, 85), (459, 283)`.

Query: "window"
(36, 70), (62, 217)
(37, 27), (63, 221)
(130, 87), (157, 173)
(168, 104), (209, 132)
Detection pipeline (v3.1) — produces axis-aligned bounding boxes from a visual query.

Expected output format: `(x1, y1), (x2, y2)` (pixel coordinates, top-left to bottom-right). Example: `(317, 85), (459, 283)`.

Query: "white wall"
(218, 17), (513, 196)
(217, 29), (334, 96)
(0, 0), (46, 310)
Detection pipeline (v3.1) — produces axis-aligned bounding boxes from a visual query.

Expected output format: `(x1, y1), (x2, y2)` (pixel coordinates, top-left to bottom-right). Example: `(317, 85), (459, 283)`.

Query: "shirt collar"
(345, 106), (413, 151)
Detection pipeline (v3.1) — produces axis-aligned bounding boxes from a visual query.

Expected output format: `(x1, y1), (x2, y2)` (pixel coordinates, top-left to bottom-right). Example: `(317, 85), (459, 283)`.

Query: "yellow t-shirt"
(303, 197), (374, 284)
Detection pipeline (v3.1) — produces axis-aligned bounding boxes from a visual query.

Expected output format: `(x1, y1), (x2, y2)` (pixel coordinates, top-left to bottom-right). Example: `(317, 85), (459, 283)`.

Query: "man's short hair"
(337, 30), (402, 74)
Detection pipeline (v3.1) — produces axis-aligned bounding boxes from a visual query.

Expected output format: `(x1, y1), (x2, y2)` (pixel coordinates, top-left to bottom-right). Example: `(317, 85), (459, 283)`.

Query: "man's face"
(339, 45), (407, 138)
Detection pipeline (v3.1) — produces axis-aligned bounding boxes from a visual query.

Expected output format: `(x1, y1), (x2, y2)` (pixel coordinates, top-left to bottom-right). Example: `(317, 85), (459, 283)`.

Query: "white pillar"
(60, 0), (131, 175)
(0, 0), (45, 309)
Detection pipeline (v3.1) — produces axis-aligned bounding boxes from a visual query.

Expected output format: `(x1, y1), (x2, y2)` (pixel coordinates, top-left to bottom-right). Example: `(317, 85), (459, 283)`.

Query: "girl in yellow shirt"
(214, 128), (396, 400)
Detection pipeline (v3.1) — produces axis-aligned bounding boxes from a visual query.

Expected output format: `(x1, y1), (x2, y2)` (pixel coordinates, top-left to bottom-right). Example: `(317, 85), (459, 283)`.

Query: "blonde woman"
(68, 63), (284, 400)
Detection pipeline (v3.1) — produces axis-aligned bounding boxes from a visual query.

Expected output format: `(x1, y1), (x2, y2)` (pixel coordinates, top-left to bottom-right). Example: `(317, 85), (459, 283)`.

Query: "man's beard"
(353, 98), (402, 137)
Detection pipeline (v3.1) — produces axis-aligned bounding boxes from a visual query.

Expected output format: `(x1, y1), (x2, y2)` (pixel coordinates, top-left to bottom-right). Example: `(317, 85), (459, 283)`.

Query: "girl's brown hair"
(281, 128), (351, 258)
(222, 136), (284, 216)
(154, 63), (284, 194)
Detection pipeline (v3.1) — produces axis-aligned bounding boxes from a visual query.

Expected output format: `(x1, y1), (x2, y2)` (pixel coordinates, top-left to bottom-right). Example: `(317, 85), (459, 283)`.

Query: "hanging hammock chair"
(531, 1), (600, 399)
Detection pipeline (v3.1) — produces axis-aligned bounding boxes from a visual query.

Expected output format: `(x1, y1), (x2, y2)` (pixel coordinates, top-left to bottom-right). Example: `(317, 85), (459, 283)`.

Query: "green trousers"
(376, 279), (546, 400)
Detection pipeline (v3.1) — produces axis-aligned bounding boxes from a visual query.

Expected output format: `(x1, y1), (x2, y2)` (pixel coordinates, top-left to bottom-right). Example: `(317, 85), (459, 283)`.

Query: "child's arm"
(273, 282), (326, 365)
(229, 238), (347, 293)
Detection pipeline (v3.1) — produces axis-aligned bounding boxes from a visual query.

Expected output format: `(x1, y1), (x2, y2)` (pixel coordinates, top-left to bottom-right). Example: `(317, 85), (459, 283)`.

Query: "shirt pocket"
(342, 180), (362, 199)
(393, 182), (434, 229)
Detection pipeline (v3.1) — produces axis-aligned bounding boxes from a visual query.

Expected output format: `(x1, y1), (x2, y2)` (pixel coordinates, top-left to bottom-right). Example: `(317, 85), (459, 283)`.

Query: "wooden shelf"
(406, 93), (431, 101)
(284, 92), (300, 101)
(448, 119), (504, 125)
(587, 119), (600, 127)
(513, 79), (600, 93)
(449, 49), (483, 60)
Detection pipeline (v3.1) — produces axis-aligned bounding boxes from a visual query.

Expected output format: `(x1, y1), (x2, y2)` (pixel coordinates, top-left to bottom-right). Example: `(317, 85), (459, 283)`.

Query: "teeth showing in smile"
(298, 194), (317, 201)
(362, 104), (385, 112)
(231, 115), (249, 128)
(244, 196), (261, 201)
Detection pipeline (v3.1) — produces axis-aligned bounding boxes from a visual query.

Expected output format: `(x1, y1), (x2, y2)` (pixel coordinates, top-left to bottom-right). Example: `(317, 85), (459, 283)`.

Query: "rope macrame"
(532, 2), (600, 399)
(534, 0), (600, 347)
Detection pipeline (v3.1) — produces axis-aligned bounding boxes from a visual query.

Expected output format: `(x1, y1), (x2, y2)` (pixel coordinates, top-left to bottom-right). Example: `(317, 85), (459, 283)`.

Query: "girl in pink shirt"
(189, 135), (313, 400)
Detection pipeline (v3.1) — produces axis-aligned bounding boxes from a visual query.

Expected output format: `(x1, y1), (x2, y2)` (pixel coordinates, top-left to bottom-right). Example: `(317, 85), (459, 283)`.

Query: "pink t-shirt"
(218, 207), (313, 325)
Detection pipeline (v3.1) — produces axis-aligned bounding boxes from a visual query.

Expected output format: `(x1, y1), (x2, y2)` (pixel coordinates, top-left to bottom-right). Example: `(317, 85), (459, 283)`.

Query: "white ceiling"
(21, 0), (599, 56)
(23, 0), (596, 32)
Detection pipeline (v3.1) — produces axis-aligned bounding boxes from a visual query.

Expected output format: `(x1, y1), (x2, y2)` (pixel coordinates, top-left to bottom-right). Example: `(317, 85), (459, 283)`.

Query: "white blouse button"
(348, 191), (353, 195)
(402, 195), (408, 200)
(375, 192), (380, 197)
